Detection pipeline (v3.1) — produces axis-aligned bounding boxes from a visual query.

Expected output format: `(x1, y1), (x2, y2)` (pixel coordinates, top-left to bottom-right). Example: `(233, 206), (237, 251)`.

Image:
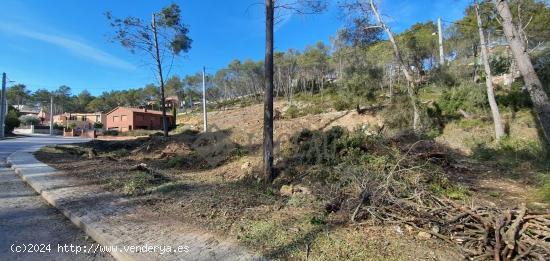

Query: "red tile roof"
(105, 106), (173, 117)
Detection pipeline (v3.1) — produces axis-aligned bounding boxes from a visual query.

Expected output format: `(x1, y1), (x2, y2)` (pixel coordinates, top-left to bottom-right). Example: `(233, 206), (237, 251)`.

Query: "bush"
(68, 123), (77, 130)
(283, 127), (456, 212)
(118, 129), (162, 137)
(497, 80), (532, 110)
(532, 48), (550, 89)
(19, 114), (40, 126)
(53, 123), (64, 130)
(489, 55), (512, 75)
(285, 105), (300, 119)
(289, 126), (367, 166)
(380, 96), (415, 130)
(332, 97), (353, 111)
(429, 66), (457, 87)
(165, 156), (188, 168)
(93, 122), (104, 129)
(104, 130), (119, 136)
(437, 82), (488, 117)
(381, 95), (444, 135)
(5, 107), (20, 135)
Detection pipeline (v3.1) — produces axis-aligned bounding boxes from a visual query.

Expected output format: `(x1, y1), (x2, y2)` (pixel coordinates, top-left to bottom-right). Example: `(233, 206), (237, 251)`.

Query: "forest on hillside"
(20, 1), (550, 259)
(5, 0), (548, 120)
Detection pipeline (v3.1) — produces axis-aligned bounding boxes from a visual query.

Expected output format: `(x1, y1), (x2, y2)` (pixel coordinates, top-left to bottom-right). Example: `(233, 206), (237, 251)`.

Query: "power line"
(441, 19), (477, 28)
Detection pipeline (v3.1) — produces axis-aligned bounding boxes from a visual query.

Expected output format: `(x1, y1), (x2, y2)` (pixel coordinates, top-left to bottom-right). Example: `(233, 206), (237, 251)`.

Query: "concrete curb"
(6, 146), (138, 261)
(6, 147), (258, 261)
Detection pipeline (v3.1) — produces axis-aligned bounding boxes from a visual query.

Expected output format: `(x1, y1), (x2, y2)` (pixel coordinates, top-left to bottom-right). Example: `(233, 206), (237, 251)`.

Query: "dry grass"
(34, 104), (548, 260)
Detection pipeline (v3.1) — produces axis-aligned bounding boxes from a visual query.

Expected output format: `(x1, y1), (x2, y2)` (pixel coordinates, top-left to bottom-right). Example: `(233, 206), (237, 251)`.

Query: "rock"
(416, 231), (432, 240)
(280, 185), (293, 197)
(394, 225), (404, 236)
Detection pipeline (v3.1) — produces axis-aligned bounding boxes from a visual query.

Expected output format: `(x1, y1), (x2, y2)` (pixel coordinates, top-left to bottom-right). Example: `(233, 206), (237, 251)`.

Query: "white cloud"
(0, 23), (135, 70)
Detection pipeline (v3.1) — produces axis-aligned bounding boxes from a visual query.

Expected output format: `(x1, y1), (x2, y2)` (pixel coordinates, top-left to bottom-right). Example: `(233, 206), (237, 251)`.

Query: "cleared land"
(36, 99), (549, 260)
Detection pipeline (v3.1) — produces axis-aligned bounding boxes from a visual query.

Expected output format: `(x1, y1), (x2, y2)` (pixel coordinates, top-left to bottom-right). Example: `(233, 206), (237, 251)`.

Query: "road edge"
(6, 146), (135, 261)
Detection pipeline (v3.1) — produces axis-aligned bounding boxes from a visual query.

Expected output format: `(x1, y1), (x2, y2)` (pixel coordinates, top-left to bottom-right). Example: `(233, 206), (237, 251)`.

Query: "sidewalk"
(7, 147), (259, 261)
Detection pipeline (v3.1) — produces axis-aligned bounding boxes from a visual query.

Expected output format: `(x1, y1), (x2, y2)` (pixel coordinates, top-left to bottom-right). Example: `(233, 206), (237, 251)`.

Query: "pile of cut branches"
(358, 196), (549, 260)
(351, 141), (550, 260)
(284, 128), (548, 259)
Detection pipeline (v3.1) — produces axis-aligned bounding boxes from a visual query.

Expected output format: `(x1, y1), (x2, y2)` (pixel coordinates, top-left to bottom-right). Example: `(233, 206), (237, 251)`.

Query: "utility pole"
(50, 96), (54, 135)
(202, 66), (207, 132)
(0, 73), (7, 138)
(438, 17), (445, 66)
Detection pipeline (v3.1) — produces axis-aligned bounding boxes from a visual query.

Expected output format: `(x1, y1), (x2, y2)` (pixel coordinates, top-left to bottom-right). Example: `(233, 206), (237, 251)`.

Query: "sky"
(0, 0), (470, 96)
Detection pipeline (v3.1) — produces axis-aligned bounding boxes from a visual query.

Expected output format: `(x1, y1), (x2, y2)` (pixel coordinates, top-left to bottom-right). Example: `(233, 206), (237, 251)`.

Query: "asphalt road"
(0, 136), (113, 261)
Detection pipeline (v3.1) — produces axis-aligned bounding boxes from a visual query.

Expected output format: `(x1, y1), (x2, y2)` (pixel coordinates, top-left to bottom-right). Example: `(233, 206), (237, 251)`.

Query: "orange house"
(105, 107), (174, 132)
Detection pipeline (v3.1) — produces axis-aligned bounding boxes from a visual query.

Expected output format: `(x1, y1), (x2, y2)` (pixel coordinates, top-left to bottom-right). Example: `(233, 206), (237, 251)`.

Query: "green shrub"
(165, 155), (195, 168)
(437, 82), (488, 117)
(289, 127), (367, 166)
(429, 66), (457, 87)
(532, 48), (550, 89)
(118, 129), (161, 137)
(285, 105), (300, 119)
(537, 175), (550, 203)
(5, 107), (20, 135)
(332, 97), (352, 111)
(121, 172), (150, 195)
(103, 130), (118, 136)
(53, 123), (64, 130)
(472, 137), (547, 163)
(380, 93), (445, 135)
(19, 114), (40, 126)
(497, 80), (532, 110)
(302, 104), (325, 115)
(93, 122), (104, 129)
(489, 55), (512, 75)
(380, 96), (414, 130)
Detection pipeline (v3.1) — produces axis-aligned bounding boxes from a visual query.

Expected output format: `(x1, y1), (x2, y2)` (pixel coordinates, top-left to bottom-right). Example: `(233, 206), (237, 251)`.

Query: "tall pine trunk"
(152, 14), (169, 137)
(263, 0), (275, 183)
(475, 1), (505, 141)
(495, 0), (550, 143)
(369, 0), (420, 131)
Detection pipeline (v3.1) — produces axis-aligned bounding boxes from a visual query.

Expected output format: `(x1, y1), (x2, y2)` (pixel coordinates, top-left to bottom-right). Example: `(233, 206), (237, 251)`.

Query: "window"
(113, 116), (119, 122)
(121, 115), (127, 121)
(82, 116), (87, 121)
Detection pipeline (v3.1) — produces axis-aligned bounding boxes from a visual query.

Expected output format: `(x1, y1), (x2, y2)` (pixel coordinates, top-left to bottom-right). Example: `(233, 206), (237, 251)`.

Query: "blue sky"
(0, 0), (470, 96)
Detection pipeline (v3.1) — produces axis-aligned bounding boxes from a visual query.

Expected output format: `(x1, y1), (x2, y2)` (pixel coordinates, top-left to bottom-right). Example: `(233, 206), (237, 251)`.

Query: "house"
(105, 107), (174, 132)
(14, 105), (40, 115)
(36, 109), (50, 126)
(146, 96), (180, 110)
(53, 112), (106, 130)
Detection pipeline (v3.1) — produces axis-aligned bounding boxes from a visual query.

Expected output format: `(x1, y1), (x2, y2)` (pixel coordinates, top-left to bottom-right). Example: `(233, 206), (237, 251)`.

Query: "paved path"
(0, 136), (112, 260)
